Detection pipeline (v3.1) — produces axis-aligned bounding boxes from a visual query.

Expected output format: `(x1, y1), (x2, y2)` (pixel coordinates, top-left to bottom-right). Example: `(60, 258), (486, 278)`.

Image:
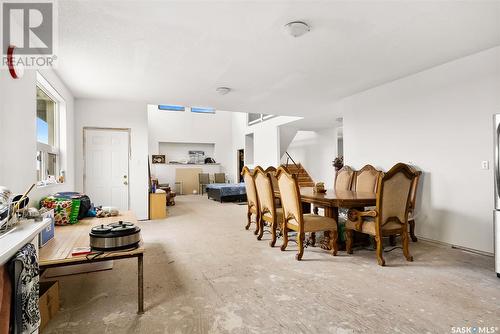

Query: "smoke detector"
(285, 21), (310, 38)
(216, 87), (231, 95)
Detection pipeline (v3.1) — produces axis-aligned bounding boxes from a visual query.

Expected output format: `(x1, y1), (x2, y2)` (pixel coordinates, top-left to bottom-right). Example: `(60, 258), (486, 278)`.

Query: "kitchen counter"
(0, 218), (51, 265)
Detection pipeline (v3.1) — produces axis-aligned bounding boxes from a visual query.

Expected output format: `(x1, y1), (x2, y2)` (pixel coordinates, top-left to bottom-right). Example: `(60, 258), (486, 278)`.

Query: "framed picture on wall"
(152, 155), (166, 164)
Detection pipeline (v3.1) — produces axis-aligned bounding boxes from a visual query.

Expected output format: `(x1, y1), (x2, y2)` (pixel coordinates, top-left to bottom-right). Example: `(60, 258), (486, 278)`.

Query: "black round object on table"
(108, 221), (135, 228)
(90, 224), (112, 234)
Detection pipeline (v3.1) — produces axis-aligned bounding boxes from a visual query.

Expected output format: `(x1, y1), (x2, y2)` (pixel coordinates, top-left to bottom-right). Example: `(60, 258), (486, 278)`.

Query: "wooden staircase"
(284, 163), (315, 187)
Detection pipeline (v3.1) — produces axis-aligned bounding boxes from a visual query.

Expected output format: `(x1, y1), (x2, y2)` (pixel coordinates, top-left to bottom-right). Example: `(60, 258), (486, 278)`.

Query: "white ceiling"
(57, 0), (500, 117)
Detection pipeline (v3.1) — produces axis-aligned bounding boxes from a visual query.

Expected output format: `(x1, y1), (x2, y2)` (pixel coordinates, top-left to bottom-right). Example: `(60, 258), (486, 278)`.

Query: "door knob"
(124, 181), (128, 185)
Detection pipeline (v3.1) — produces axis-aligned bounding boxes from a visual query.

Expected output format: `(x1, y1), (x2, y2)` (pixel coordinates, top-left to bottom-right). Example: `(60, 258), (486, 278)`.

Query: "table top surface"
(39, 211), (144, 267)
(275, 187), (376, 207)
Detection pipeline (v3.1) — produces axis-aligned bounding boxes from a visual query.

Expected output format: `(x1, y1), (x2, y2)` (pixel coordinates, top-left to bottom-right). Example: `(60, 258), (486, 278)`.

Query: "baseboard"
(417, 236), (494, 257)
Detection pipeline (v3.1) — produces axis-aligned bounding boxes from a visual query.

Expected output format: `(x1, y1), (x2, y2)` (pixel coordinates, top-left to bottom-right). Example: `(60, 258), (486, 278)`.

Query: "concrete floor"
(44, 195), (499, 334)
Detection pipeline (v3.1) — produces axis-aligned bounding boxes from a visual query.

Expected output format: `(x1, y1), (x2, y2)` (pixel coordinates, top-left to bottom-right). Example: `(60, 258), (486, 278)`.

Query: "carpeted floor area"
(44, 195), (500, 334)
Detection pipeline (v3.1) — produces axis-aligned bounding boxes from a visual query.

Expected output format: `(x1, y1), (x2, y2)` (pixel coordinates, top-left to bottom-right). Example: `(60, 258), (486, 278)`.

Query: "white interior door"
(84, 128), (129, 211)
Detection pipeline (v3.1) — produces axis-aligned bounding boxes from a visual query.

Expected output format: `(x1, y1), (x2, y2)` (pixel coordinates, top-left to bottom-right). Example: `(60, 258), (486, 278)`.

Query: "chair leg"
(253, 211), (259, 235)
(257, 216), (264, 240)
(329, 230), (338, 256)
(254, 218), (259, 235)
(295, 232), (305, 261)
(409, 219), (418, 242)
(280, 225), (289, 251)
(269, 220), (277, 247)
(402, 231), (413, 262)
(375, 235), (385, 266)
(345, 229), (354, 254)
(245, 211), (251, 230)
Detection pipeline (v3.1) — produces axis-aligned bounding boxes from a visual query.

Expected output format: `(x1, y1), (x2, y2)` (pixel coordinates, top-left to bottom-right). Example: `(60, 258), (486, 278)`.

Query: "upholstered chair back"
(335, 166), (354, 191)
(276, 167), (303, 229)
(214, 173), (226, 183)
(355, 165), (382, 193)
(377, 163), (416, 229)
(199, 173), (209, 184)
(242, 167), (258, 210)
(265, 166), (279, 191)
(254, 167), (275, 217)
(407, 166), (422, 214)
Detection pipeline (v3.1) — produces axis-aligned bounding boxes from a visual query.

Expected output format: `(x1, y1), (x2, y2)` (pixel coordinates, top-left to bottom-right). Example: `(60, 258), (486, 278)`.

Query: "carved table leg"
(320, 206), (338, 250)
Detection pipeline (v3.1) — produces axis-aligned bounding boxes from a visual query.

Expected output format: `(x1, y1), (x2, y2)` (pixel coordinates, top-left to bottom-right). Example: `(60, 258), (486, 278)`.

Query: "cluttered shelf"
(0, 218), (52, 265)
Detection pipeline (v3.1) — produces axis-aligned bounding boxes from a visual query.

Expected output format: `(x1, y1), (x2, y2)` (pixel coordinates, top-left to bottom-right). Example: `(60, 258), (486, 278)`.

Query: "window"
(36, 85), (59, 183)
(157, 105), (216, 114)
(248, 113), (261, 125)
(158, 104), (185, 111)
(191, 107), (215, 114)
(247, 113), (275, 125)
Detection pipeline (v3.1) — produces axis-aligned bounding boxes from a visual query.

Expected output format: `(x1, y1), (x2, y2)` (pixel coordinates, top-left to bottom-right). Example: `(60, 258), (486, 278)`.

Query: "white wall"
(153, 164), (222, 192)
(0, 69), (75, 204)
(244, 134), (254, 165)
(148, 106), (233, 179)
(231, 113), (302, 178)
(159, 142), (215, 163)
(74, 99), (149, 220)
(341, 46), (500, 253)
(285, 128), (338, 188)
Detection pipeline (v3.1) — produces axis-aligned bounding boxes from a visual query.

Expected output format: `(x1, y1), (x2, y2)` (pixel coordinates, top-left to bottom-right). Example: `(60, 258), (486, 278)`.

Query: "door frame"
(83, 127), (131, 210)
(237, 149), (244, 182)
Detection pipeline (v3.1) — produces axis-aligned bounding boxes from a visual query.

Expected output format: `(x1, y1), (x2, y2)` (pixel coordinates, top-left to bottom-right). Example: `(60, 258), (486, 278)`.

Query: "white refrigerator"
(493, 115), (500, 277)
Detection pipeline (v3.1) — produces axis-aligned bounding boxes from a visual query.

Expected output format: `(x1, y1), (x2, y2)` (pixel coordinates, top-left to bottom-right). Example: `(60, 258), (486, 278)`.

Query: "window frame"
(36, 73), (63, 184)
(190, 107), (216, 114)
(247, 113), (276, 126)
(158, 104), (185, 112)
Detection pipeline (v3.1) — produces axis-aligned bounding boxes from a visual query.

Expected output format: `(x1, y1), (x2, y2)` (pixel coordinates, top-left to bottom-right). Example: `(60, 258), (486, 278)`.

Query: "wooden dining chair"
(407, 166), (422, 242)
(345, 163), (417, 266)
(313, 165), (354, 215)
(198, 173), (210, 195)
(276, 166), (338, 260)
(265, 166), (279, 192)
(335, 166), (355, 191)
(265, 166), (282, 208)
(254, 166), (283, 246)
(241, 166), (259, 235)
(214, 173), (226, 183)
(352, 164), (382, 193)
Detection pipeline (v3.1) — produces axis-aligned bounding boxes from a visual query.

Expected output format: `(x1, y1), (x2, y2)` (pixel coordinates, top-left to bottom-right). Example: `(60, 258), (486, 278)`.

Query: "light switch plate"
(481, 161), (489, 170)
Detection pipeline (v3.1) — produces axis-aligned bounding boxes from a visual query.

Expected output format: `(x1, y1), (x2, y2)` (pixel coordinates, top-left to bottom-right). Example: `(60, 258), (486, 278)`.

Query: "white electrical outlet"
(481, 161), (489, 170)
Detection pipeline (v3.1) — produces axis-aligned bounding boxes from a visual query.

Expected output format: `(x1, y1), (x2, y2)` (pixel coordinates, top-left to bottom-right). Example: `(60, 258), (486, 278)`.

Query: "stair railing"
(284, 151), (301, 177)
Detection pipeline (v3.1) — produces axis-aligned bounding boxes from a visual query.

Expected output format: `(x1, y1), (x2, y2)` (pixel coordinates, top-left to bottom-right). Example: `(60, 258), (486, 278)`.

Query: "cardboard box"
(39, 280), (59, 331)
(149, 192), (167, 219)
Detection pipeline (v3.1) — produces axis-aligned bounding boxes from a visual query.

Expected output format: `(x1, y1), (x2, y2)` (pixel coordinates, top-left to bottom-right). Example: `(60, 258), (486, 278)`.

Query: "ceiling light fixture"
(216, 87), (231, 95)
(285, 21), (310, 38)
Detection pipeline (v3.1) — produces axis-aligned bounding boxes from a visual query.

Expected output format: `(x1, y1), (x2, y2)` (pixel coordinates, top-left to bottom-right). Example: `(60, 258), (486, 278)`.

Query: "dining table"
(274, 187), (377, 249)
